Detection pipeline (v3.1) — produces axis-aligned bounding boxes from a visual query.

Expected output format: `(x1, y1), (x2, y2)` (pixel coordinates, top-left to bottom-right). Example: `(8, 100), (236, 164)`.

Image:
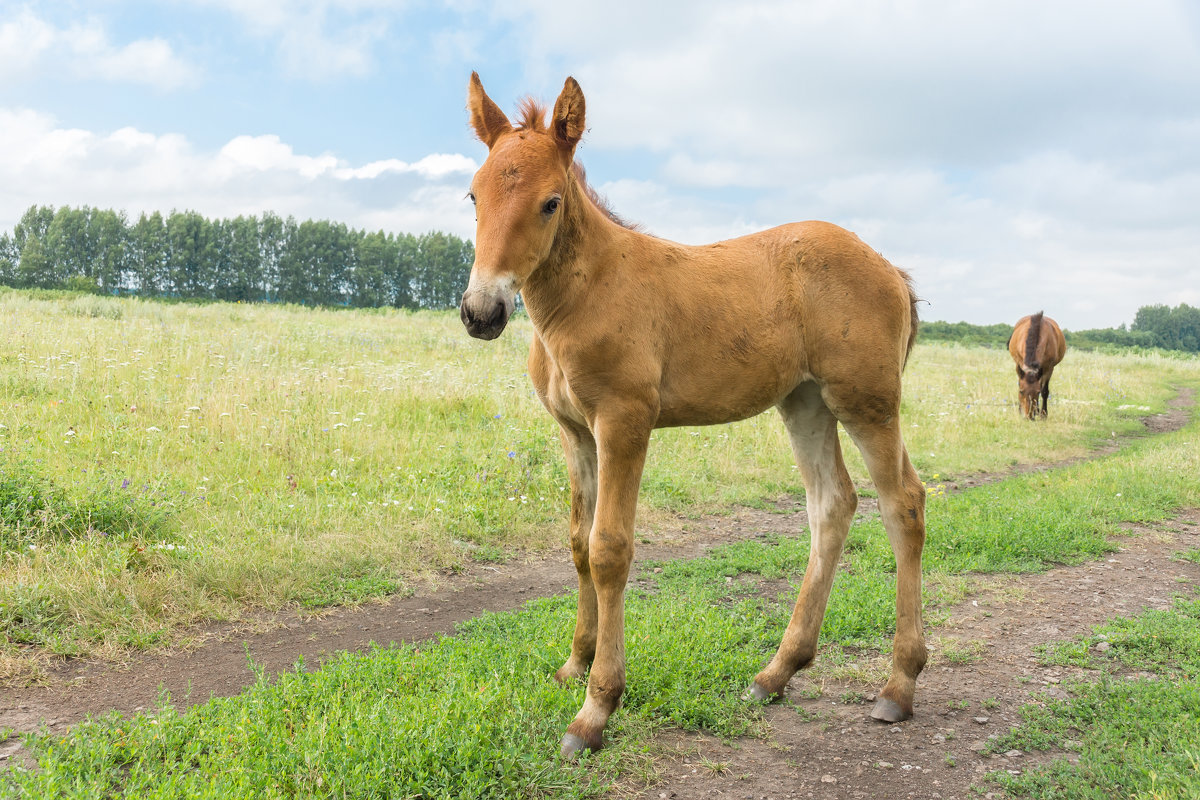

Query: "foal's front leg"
(560, 410), (652, 758)
(555, 423), (599, 683)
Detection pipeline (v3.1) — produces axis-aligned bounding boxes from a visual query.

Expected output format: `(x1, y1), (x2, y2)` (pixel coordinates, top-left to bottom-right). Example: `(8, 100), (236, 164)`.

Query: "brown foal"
(459, 73), (927, 758)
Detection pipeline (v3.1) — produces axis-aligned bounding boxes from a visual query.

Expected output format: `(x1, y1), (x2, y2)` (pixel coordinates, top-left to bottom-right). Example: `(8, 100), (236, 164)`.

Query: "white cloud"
(0, 109), (477, 239)
(0, 8), (196, 89)
(214, 135), (478, 182)
(0, 9), (56, 74)
(459, 0), (1200, 328)
(196, 0), (401, 80)
(218, 135), (341, 179)
(4, 1), (1198, 329)
(87, 37), (194, 88)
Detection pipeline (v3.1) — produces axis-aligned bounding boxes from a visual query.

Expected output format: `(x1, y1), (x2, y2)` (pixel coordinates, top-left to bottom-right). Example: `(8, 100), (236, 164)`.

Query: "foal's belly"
(655, 362), (802, 428)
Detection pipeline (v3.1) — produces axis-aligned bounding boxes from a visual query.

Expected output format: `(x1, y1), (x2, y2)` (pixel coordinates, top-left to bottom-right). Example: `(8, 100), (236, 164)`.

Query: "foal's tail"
(899, 268), (920, 369)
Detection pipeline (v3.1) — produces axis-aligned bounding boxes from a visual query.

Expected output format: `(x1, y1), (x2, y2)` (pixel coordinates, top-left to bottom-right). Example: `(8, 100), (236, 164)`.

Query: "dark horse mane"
(1025, 311), (1044, 370)
(515, 98), (641, 232)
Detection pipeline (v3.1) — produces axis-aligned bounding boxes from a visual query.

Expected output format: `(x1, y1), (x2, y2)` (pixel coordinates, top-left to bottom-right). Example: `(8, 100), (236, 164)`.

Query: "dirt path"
(1, 388), (1195, 786)
(629, 509), (1200, 800)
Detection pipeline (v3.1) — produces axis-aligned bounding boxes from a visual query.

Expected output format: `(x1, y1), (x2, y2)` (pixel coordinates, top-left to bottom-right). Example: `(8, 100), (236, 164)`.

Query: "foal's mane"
(515, 98), (641, 232)
(1025, 311), (1044, 369)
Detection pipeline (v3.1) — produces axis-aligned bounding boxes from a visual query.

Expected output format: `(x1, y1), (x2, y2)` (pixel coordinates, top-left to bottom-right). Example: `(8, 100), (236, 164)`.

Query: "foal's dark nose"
(460, 293), (510, 340)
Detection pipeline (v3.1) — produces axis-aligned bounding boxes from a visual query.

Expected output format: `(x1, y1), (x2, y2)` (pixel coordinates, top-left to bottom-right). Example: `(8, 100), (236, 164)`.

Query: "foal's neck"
(522, 172), (629, 333)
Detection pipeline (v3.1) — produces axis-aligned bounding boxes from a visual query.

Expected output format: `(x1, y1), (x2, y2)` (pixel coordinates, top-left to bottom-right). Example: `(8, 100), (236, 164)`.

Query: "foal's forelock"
(514, 98), (549, 132)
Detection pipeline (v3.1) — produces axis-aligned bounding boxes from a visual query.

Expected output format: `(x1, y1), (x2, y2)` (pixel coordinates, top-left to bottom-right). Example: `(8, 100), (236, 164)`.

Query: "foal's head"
(459, 72), (585, 340)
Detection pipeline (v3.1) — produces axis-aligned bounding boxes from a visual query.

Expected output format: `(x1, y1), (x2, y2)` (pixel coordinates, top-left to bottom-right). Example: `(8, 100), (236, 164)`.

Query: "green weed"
(993, 593), (1200, 798)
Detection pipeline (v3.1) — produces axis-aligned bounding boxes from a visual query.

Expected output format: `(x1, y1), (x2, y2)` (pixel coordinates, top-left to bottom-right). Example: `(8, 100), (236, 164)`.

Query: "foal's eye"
(466, 192), (476, 205)
(542, 197), (561, 215)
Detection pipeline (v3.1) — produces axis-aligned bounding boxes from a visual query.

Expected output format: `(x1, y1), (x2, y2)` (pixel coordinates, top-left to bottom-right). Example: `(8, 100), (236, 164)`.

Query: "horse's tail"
(899, 268), (920, 369)
(1024, 311), (1044, 369)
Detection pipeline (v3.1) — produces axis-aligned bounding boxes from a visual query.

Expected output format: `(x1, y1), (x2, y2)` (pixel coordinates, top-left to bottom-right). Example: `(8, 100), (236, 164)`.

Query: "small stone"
(1094, 641), (1111, 652)
(877, 761), (894, 769)
(969, 741), (988, 752)
(821, 774), (837, 783)
(1005, 750), (1023, 758)
(654, 567), (663, 574)
(973, 716), (990, 724)
(1044, 686), (1070, 701)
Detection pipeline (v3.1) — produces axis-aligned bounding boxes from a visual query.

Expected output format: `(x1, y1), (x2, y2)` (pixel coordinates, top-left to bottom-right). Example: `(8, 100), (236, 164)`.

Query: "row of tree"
(3, 204), (1197, 353)
(0, 205), (474, 309)
(919, 305), (1200, 354)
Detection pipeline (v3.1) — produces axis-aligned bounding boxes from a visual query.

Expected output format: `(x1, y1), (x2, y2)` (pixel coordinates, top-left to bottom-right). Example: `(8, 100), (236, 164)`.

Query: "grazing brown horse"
(459, 73), (927, 758)
(1007, 312), (1066, 420)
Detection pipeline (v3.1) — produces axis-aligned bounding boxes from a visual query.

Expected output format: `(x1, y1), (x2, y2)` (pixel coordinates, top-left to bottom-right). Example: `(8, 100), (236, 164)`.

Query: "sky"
(2, 1), (1198, 329)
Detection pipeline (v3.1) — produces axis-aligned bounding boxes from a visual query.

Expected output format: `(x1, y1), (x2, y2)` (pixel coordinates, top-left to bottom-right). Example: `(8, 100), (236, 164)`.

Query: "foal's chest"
(529, 336), (591, 430)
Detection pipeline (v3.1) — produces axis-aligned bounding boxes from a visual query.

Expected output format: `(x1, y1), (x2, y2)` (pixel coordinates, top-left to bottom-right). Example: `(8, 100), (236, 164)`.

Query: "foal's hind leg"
(842, 418), (927, 723)
(748, 383), (858, 700)
(555, 422), (599, 684)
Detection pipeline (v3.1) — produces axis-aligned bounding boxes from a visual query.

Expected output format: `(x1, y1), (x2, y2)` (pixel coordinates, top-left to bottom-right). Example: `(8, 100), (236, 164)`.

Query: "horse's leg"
(555, 422), (599, 684)
(560, 408), (652, 758)
(748, 382), (857, 700)
(1040, 369), (1053, 418)
(1015, 367), (1028, 418)
(842, 418), (927, 723)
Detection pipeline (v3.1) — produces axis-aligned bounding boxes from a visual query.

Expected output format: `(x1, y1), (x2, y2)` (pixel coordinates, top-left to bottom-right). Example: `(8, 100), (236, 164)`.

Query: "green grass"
(1176, 548), (1200, 565)
(2, 588), (778, 799)
(4, 406), (1200, 796)
(0, 457), (174, 552)
(1, 289), (1199, 794)
(2, 290), (1195, 668)
(990, 593), (1200, 799)
(1034, 595), (1200, 677)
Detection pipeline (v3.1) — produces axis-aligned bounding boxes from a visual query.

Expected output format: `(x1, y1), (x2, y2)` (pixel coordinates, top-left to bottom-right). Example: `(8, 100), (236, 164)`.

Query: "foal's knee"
(588, 532), (633, 586)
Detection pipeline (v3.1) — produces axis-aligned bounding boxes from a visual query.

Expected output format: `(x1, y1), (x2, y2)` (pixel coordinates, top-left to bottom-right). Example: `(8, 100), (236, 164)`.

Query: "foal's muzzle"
(460, 290), (512, 340)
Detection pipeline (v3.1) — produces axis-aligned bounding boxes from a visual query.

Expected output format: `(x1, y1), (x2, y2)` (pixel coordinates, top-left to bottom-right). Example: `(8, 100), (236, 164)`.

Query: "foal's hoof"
(870, 696), (913, 723)
(742, 681), (778, 703)
(559, 732), (599, 760)
(553, 666), (587, 685)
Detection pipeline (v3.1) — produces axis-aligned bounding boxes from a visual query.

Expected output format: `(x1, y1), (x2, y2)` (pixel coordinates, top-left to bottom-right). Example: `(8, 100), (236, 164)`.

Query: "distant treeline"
(0, 204), (474, 309)
(921, 305), (1200, 354)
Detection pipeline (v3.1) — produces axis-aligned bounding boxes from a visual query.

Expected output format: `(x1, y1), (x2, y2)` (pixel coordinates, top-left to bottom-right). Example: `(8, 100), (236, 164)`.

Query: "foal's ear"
(467, 72), (512, 148)
(551, 76), (586, 155)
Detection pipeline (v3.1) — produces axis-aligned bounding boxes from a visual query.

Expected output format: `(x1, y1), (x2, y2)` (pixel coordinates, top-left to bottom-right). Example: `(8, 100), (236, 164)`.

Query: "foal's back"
(610, 219), (919, 429)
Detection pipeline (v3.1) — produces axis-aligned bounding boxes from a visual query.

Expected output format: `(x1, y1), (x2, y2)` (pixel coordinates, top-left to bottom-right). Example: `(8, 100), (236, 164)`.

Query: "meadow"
(2, 289), (1200, 797)
(0, 288), (1195, 675)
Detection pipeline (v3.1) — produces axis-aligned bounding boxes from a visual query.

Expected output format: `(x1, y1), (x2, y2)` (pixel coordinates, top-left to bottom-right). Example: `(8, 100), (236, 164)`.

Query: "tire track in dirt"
(1, 387), (1195, 778)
